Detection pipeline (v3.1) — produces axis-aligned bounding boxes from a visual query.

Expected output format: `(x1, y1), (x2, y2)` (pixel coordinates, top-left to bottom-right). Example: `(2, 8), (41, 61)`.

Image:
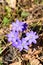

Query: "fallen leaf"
(0, 0), (3, 3)
(30, 58), (42, 65)
(9, 61), (21, 65)
(6, 0), (16, 8)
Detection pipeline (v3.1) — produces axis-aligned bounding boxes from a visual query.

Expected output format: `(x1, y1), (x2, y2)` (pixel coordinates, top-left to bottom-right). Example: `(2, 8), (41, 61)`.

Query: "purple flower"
(7, 19), (39, 51)
(7, 31), (18, 42)
(17, 38), (29, 51)
(12, 20), (27, 32)
(26, 31), (39, 44)
(12, 38), (21, 48)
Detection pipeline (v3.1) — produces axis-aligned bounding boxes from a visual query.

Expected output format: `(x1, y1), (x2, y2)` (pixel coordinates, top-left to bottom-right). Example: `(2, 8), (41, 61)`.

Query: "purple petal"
(16, 20), (20, 25)
(17, 44), (23, 51)
(26, 32), (30, 36)
(34, 32), (36, 35)
(19, 46), (23, 51)
(29, 40), (32, 45)
(35, 35), (39, 39)
(8, 38), (12, 42)
(33, 40), (37, 44)
(12, 22), (16, 26)
(24, 45), (28, 50)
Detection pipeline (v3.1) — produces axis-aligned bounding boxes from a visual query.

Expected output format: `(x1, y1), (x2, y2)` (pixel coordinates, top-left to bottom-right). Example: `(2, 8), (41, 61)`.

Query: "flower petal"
(24, 45), (28, 50)
(33, 39), (37, 44)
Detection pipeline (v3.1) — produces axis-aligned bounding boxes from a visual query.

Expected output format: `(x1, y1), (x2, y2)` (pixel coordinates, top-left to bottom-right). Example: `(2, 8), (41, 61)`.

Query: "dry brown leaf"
(29, 58), (42, 65)
(0, 0), (3, 3)
(9, 57), (22, 65)
(0, 29), (4, 35)
(37, 56), (43, 62)
(6, 0), (16, 8)
(22, 54), (31, 61)
(9, 61), (22, 65)
(25, 17), (43, 24)
(0, 57), (2, 61)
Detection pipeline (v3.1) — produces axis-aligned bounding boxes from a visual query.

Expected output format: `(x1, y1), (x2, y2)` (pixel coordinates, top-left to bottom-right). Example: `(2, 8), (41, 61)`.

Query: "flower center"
(12, 35), (14, 38)
(22, 43), (25, 46)
(30, 36), (32, 39)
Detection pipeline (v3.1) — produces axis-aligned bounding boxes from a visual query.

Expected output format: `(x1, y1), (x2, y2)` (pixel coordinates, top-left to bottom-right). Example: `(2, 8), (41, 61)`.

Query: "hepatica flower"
(7, 19), (39, 51)
(7, 31), (18, 42)
(12, 38), (21, 48)
(26, 31), (39, 44)
(12, 20), (27, 32)
(17, 38), (29, 51)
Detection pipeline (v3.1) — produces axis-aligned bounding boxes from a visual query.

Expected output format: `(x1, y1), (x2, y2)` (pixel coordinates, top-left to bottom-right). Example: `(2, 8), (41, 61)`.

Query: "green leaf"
(0, 61), (3, 65)
(5, 6), (11, 13)
(41, 0), (43, 4)
(0, 48), (2, 55)
(34, 0), (39, 4)
(27, 62), (30, 65)
(21, 11), (29, 18)
(3, 17), (10, 25)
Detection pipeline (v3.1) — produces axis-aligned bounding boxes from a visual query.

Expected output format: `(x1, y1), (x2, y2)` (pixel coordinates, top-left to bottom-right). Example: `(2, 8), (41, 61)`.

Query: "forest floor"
(0, 0), (43, 65)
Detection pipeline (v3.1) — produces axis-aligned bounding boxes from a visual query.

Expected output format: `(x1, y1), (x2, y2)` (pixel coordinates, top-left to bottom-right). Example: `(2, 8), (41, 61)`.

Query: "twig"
(26, 17), (43, 24)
